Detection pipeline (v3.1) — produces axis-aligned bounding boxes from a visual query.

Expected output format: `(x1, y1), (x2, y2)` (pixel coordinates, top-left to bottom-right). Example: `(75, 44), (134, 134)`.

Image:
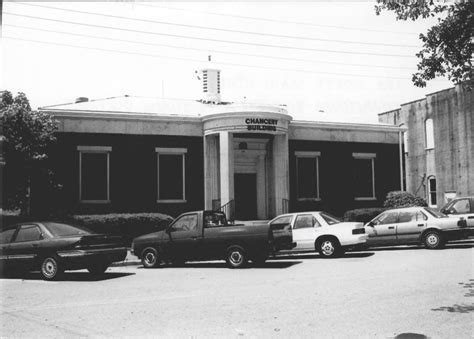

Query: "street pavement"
(1, 241), (473, 338)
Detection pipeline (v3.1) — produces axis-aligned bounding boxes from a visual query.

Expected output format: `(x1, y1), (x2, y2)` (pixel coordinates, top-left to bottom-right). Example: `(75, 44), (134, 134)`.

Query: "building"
(378, 84), (474, 208)
(39, 69), (404, 219)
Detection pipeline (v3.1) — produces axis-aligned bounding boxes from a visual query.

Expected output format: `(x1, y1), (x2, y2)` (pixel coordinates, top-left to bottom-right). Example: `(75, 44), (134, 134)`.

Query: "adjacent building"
(378, 84), (474, 208)
(39, 69), (404, 219)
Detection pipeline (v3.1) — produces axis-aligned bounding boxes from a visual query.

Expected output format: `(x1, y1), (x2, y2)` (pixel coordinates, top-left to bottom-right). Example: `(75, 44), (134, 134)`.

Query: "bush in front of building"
(1, 211), (174, 247)
(71, 213), (174, 246)
(343, 208), (385, 223)
(383, 191), (427, 209)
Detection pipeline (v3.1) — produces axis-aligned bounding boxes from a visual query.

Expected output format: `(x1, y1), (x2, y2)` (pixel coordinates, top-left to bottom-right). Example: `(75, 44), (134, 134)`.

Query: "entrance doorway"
(234, 173), (257, 220)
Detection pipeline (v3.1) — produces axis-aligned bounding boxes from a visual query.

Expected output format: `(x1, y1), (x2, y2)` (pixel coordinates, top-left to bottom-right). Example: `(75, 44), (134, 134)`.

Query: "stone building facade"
(378, 84), (474, 208)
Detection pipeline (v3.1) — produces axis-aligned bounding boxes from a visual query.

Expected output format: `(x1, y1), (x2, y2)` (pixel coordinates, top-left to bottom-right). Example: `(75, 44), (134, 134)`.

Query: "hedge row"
(1, 212), (174, 246)
(343, 208), (385, 223)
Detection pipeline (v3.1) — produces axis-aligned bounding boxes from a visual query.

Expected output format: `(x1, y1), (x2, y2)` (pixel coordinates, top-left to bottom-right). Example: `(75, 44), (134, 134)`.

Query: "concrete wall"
(378, 84), (474, 207)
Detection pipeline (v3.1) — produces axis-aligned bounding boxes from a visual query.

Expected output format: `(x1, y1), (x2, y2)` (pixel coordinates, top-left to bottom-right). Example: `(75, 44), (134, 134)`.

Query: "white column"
(273, 134), (289, 215)
(256, 155), (266, 219)
(204, 135), (220, 210)
(219, 131), (234, 207)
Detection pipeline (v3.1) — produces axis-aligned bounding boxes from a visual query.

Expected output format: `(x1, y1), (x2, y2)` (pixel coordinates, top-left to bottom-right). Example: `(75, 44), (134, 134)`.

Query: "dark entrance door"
(234, 173), (258, 220)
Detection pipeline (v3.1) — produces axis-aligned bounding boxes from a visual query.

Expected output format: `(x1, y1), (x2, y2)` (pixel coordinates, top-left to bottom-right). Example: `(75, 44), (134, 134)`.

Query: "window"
(353, 153), (376, 200)
(294, 215), (319, 229)
(156, 148), (187, 203)
(14, 225), (42, 242)
(398, 211), (426, 223)
(295, 151), (320, 200)
(43, 223), (93, 237)
(373, 211), (398, 225)
(319, 212), (342, 225)
(78, 146), (111, 203)
(270, 215), (293, 226)
(451, 199), (471, 214)
(204, 212), (227, 228)
(0, 228), (16, 244)
(425, 119), (435, 149)
(171, 214), (198, 232)
(428, 177), (437, 207)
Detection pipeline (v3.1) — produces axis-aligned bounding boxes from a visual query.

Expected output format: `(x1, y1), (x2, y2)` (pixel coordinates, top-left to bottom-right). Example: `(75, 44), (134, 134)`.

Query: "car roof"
(385, 207), (427, 212)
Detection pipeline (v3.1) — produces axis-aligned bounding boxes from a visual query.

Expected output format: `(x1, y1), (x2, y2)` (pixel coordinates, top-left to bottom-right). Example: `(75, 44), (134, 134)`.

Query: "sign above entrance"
(202, 106), (292, 136)
(245, 118), (278, 132)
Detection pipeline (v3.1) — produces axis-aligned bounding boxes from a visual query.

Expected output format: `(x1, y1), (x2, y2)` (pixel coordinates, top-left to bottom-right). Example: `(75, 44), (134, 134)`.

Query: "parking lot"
(1, 240), (473, 338)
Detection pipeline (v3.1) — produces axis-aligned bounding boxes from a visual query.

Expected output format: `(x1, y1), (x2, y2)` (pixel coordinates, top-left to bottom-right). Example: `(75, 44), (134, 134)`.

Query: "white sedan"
(269, 211), (367, 258)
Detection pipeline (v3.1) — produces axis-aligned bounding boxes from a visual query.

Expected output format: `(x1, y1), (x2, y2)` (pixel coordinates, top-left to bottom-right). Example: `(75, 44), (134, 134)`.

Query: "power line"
(4, 12), (417, 59)
(15, 2), (420, 48)
(5, 24), (415, 71)
(136, 2), (419, 36)
(3, 36), (412, 80)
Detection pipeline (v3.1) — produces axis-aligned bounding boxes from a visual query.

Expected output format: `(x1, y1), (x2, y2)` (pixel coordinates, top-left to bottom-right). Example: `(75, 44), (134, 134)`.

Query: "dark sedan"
(0, 222), (127, 280)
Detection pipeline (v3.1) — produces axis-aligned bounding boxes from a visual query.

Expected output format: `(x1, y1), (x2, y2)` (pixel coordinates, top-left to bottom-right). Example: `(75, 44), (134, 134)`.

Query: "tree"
(1, 91), (59, 215)
(375, 0), (473, 89)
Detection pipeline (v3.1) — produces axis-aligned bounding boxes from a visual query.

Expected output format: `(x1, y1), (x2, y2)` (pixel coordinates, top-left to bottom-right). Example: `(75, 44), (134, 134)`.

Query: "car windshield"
(43, 222), (95, 237)
(423, 208), (447, 218)
(320, 212), (342, 225)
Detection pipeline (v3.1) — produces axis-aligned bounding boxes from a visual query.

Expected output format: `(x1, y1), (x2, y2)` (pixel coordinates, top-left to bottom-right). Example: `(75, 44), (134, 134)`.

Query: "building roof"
(40, 95), (288, 118)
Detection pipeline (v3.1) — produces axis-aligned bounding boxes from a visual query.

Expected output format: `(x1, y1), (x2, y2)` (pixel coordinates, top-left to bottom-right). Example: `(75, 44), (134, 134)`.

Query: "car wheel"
(87, 261), (109, 275)
(424, 231), (444, 249)
(318, 238), (341, 258)
(41, 256), (63, 280)
(226, 246), (247, 269)
(141, 248), (160, 268)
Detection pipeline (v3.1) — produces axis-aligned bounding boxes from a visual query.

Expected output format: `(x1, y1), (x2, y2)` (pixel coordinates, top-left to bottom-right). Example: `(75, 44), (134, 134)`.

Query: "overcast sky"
(2, 1), (453, 123)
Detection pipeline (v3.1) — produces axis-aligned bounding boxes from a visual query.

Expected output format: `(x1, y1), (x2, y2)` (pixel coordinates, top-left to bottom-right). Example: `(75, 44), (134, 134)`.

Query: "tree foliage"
(1, 91), (59, 214)
(375, 0), (473, 89)
(383, 191), (427, 209)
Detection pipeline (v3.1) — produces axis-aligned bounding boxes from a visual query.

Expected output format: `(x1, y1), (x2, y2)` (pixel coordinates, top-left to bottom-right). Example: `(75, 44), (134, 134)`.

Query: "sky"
(1, 1), (454, 123)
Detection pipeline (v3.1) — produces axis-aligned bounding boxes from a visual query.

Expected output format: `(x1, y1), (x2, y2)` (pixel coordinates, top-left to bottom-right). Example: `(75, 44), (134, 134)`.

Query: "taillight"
(352, 228), (365, 235)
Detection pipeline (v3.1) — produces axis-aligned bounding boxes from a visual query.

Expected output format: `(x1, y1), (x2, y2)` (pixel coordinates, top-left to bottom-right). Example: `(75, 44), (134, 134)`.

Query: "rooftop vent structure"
(199, 69), (221, 104)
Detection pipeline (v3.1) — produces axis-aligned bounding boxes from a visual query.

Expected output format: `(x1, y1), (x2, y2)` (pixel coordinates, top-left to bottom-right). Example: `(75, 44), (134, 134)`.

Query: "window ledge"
(79, 200), (111, 204)
(354, 197), (377, 201)
(425, 147), (435, 151)
(297, 198), (321, 202)
(157, 200), (187, 204)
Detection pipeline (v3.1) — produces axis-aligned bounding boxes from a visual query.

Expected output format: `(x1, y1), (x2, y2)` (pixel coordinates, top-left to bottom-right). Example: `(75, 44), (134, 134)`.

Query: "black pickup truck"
(131, 210), (294, 268)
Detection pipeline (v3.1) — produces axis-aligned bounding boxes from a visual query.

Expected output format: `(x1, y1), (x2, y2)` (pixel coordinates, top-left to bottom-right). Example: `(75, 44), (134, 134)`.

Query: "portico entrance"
(202, 107), (292, 220)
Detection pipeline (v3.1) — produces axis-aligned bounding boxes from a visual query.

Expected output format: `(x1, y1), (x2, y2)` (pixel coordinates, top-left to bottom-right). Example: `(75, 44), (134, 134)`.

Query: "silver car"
(364, 206), (468, 249)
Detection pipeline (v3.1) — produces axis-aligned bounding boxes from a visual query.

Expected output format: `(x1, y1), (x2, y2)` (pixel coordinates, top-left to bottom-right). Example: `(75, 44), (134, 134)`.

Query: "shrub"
(383, 191), (427, 209)
(343, 208), (386, 223)
(1, 211), (174, 246)
(71, 213), (174, 245)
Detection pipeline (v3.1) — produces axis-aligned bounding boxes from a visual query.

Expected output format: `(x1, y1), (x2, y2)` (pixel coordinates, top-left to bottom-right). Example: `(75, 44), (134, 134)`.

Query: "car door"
(0, 228), (18, 271)
(292, 214), (320, 250)
(396, 210), (426, 244)
(166, 213), (200, 260)
(366, 211), (399, 246)
(8, 224), (44, 269)
(446, 198), (474, 227)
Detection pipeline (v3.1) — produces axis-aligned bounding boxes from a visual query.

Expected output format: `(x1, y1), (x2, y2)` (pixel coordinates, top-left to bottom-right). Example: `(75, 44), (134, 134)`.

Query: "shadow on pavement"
(362, 240), (474, 252)
(275, 252), (375, 260)
(138, 260), (302, 269)
(0, 271), (135, 282)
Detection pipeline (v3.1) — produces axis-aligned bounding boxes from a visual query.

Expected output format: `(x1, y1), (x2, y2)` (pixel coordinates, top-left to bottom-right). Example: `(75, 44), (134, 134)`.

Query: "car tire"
(40, 255), (63, 280)
(226, 246), (247, 269)
(423, 231), (444, 249)
(317, 238), (342, 258)
(87, 261), (109, 275)
(141, 247), (160, 268)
